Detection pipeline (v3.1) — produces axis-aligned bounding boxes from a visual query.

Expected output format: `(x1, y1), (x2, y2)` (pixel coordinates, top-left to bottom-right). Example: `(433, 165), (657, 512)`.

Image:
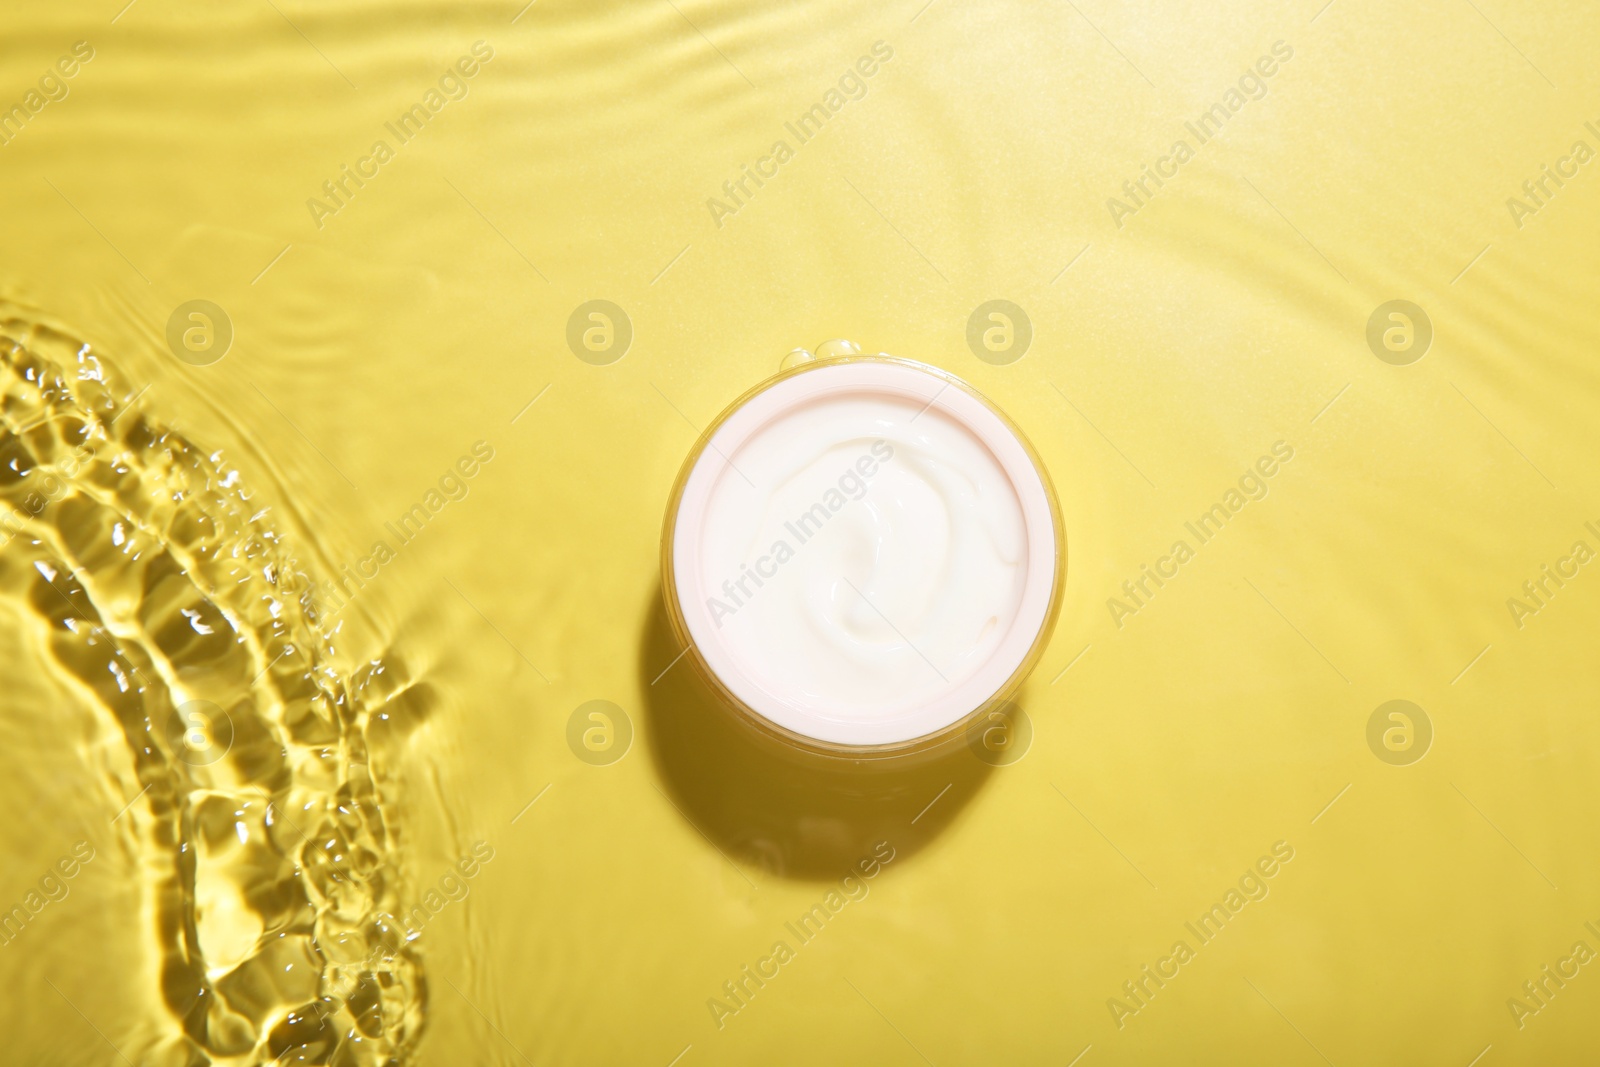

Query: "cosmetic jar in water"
(661, 342), (1064, 758)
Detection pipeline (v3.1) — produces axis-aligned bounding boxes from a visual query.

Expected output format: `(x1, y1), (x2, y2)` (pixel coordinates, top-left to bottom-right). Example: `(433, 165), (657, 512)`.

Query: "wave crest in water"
(1, 306), (428, 1067)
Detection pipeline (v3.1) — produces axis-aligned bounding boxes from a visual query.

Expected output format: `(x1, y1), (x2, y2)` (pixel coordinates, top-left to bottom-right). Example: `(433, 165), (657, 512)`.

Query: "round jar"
(661, 350), (1063, 758)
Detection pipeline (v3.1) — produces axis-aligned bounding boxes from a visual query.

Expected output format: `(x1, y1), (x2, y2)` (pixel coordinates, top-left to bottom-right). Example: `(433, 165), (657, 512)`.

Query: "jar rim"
(660, 354), (1065, 756)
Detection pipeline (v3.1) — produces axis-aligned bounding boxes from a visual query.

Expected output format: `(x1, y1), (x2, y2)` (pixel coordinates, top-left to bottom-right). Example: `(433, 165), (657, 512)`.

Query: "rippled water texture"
(6, 0), (1600, 1065)
(1, 305), (430, 1065)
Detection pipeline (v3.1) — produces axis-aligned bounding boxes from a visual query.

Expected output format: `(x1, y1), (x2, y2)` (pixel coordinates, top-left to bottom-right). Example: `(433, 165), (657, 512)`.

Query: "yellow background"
(3, 0), (1599, 1063)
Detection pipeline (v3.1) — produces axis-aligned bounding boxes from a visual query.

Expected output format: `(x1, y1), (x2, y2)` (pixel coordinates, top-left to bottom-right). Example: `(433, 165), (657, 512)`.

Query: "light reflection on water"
(4, 0), (1599, 1064)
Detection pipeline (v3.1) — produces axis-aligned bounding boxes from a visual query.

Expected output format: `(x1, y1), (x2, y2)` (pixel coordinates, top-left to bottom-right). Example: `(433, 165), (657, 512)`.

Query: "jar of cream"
(661, 343), (1064, 758)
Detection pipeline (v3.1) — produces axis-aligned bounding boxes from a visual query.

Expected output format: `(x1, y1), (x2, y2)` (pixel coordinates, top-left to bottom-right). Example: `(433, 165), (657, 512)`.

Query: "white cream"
(670, 358), (1059, 748)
